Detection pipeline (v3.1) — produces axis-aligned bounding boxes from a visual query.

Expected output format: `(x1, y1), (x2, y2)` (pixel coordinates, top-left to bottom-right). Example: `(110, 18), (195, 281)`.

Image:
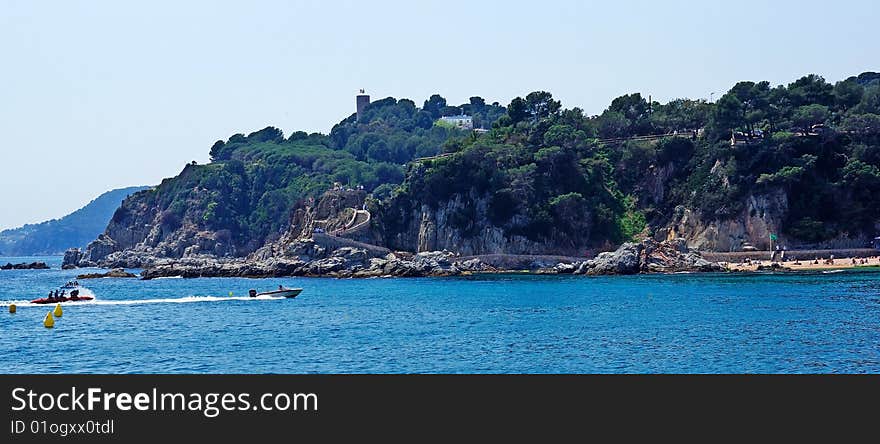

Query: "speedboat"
(251, 287), (303, 298)
(31, 289), (93, 304)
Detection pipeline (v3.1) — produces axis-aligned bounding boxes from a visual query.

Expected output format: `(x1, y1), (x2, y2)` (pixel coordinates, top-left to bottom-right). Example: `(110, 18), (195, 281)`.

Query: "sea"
(1, 255), (878, 374)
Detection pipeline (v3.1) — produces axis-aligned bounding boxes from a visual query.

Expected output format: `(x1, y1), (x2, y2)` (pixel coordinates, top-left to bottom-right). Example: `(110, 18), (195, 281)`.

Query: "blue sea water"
(0, 256), (878, 374)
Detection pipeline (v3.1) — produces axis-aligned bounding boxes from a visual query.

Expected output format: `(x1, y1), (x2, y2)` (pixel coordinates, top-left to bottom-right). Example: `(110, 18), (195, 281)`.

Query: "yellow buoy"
(53, 303), (63, 317)
(9, 304), (16, 314)
(44, 312), (55, 328)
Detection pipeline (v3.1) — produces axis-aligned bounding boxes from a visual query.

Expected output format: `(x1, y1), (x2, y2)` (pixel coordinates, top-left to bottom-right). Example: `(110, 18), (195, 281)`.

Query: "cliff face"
(630, 157), (789, 251)
(663, 189), (788, 251)
(378, 191), (591, 256)
(374, 180), (595, 256)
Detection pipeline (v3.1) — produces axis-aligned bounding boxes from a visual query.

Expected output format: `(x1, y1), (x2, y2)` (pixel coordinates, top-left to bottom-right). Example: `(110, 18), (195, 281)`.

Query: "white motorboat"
(252, 287), (303, 298)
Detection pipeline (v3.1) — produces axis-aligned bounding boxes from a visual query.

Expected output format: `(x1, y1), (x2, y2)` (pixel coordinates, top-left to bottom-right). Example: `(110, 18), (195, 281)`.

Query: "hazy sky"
(0, 0), (876, 229)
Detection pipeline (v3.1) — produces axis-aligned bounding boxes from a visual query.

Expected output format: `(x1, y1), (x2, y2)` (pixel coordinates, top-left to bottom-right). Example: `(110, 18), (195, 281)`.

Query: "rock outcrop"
(62, 248), (85, 269)
(140, 248), (495, 280)
(77, 268), (138, 279)
(137, 239), (726, 279)
(575, 239), (725, 275)
(0, 262), (49, 270)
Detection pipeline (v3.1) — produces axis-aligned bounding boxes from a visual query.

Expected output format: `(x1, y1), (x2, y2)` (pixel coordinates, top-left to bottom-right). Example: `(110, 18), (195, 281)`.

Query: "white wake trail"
(0, 295), (284, 308)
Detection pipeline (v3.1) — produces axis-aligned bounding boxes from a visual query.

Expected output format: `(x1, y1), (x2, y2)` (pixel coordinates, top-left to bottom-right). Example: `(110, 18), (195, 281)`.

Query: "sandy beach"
(725, 256), (880, 272)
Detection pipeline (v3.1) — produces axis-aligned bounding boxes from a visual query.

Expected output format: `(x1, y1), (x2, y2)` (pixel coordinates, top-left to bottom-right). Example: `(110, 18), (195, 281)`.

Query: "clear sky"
(0, 0), (876, 230)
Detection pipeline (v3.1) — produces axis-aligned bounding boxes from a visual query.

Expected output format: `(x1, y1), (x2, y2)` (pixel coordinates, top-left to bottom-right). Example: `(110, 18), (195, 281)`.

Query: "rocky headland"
(57, 73), (880, 282)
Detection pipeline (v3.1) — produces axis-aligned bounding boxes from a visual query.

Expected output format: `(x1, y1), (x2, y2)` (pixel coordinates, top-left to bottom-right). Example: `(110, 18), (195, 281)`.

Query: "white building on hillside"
(440, 114), (473, 130)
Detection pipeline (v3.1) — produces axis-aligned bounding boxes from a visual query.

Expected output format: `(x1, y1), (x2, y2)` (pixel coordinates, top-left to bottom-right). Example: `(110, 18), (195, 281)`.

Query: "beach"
(725, 256), (880, 272)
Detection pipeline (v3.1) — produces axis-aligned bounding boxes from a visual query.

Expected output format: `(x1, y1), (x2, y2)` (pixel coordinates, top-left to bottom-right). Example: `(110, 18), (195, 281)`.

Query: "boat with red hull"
(31, 288), (94, 304)
(30, 295), (94, 304)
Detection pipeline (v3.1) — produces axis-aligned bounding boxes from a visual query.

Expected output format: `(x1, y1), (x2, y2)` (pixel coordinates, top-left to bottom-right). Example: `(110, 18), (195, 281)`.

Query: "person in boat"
(278, 285), (284, 291)
(47, 291), (54, 301)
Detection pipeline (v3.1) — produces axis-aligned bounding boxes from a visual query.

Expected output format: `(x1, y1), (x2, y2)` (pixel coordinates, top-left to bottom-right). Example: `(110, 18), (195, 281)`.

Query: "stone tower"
(356, 89), (370, 121)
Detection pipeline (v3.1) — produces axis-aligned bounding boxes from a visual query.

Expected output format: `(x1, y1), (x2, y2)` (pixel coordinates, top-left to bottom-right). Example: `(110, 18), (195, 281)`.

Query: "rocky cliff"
(662, 189), (789, 252)
(377, 190), (590, 256)
(78, 194), (240, 268)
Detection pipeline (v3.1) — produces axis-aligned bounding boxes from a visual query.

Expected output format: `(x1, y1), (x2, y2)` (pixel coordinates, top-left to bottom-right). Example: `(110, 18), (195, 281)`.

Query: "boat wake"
(0, 294), (284, 308)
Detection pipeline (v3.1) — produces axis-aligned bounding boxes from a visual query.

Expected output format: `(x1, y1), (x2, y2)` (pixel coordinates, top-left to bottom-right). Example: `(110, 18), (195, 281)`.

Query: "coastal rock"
(77, 268), (137, 279)
(582, 243), (643, 275)
(140, 257), (306, 280)
(756, 263), (792, 272)
(83, 233), (120, 265)
(62, 248), (84, 269)
(576, 239), (725, 276)
(138, 246), (493, 279)
(456, 258), (494, 272)
(332, 247), (369, 263)
(284, 239), (328, 262)
(553, 263), (578, 274)
(1, 262), (50, 270)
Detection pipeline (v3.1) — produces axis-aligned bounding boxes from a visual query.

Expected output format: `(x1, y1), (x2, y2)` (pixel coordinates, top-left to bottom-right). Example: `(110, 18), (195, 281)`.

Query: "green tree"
(854, 85), (880, 114)
(841, 113), (880, 135)
(423, 94), (447, 119)
(525, 91), (562, 120)
(788, 74), (834, 107)
(791, 105), (830, 132)
(834, 79), (865, 111)
(711, 93), (745, 138)
(597, 111), (629, 138)
(507, 97), (529, 124)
